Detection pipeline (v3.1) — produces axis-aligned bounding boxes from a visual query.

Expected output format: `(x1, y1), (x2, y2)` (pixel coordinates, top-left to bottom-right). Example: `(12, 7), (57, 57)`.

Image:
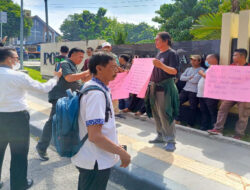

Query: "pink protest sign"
(137, 77), (150, 98)
(204, 65), (250, 102)
(124, 58), (154, 95)
(108, 72), (129, 100)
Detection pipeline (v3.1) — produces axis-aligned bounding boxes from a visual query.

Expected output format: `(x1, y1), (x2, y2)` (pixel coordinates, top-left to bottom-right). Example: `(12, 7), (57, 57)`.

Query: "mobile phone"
(122, 145), (127, 151)
(55, 62), (61, 71)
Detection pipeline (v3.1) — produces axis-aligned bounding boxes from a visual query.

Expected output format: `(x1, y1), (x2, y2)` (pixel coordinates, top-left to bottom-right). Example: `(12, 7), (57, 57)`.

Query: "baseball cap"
(102, 42), (112, 48)
(190, 55), (201, 61)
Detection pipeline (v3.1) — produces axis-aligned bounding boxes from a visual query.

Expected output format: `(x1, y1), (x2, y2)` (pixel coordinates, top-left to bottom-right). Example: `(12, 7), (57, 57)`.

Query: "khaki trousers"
(150, 84), (176, 143)
(214, 100), (250, 135)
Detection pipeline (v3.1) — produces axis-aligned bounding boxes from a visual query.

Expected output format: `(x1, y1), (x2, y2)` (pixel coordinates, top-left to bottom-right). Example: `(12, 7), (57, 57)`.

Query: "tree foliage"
(60, 8), (156, 44)
(0, 0), (32, 39)
(190, 0), (249, 40)
(152, 0), (221, 41)
(190, 13), (222, 40)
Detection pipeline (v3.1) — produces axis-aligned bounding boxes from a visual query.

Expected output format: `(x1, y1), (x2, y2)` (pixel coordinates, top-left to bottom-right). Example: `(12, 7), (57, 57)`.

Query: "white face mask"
(13, 62), (20, 70)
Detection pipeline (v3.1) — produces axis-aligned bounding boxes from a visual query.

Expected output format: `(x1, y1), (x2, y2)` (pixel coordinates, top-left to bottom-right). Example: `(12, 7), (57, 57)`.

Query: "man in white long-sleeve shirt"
(0, 47), (61, 190)
(175, 55), (205, 126)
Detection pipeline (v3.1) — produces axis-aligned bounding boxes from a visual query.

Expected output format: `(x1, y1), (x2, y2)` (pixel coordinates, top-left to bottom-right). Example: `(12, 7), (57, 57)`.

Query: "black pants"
(128, 94), (146, 114)
(176, 90), (199, 126)
(0, 111), (30, 190)
(77, 162), (111, 190)
(199, 98), (218, 130)
(36, 100), (57, 153)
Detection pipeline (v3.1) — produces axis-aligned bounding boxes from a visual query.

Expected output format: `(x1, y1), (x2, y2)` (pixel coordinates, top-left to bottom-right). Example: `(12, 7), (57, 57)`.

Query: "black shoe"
(36, 146), (49, 161)
(0, 181), (3, 189)
(25, 179), (33, 189)
(149, 135), (165, 143)
(115, 114), (126, 119)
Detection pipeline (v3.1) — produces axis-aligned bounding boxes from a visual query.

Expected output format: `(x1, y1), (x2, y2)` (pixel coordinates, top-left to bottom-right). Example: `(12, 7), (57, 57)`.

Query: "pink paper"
(204, 65), (250, 102)
(108, 72), (129, 100)
(123, 58), (154, 95)
(137, 77), (150, 98)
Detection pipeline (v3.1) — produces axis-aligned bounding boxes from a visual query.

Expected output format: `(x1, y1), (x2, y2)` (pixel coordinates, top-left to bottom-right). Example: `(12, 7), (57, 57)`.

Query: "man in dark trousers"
(146, 32), (179, 152)
(0, 47), (61, 190)
(71, 52), (131, 190)
(36, 48), (91, 161)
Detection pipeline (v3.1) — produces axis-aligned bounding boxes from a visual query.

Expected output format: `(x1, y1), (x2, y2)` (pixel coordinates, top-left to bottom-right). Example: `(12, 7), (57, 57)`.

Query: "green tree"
(112, 29), (128, 45)
(153, 0), (221, 41)
(102, 20), (157, 44)
(190, 0), (249, 40)
(78, 8), (109, 44)
(0, 0), (32, 39)
(60, 14), (82, 41)
(219, 0), (250, 13)
(190, 13), (222, 40)
(60, 8), (109, 44)
(124, 22), (157, 43)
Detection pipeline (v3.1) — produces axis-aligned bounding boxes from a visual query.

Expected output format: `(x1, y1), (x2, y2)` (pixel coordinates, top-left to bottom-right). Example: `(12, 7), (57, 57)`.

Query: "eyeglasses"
(11, 56), (19, 60)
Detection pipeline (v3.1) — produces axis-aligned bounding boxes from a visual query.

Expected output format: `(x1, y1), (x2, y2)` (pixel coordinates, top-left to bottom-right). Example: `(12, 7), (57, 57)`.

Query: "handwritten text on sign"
(124, 58), (154, 96)
(204, 65), (250, 102)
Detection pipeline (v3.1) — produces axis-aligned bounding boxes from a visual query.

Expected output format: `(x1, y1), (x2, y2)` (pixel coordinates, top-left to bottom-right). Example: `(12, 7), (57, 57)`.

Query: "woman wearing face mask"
(197, 54), (219, 131)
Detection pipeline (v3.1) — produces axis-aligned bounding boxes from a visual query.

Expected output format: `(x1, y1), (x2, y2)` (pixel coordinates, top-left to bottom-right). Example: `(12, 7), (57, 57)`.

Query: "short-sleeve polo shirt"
(71, 78), (119, 170)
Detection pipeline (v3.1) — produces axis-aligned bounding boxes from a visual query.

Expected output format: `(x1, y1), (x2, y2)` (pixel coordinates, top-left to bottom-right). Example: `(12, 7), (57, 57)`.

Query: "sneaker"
(232, 134), (243, 140)
(0, 181), (3, 189)
(163, 143), (176, 152)
(207, 128), (222, 135)
(149, 134), (165, 143)
(36, 146), (49, 161)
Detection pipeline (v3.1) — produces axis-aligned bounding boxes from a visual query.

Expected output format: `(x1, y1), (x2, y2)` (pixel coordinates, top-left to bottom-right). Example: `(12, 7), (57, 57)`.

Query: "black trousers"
(176, 90), (199, 126)
(0, 111), (30, 190)
(128, 94), (146, 114)
(36, 100), (57, 153)
(199, 98), (218, 130)
(77, 162), (111, 190)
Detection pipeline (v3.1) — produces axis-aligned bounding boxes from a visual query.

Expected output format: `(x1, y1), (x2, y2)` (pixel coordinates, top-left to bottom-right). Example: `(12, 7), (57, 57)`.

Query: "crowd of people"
(0, 31), (249, 190)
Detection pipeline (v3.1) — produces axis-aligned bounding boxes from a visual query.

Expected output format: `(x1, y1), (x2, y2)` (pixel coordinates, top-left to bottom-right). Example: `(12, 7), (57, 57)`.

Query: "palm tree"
(112, 30), (128, 45)
(190, 13), (222, 40)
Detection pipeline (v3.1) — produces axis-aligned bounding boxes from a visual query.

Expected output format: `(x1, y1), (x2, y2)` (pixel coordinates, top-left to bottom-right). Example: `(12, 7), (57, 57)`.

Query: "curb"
(29, 124), (168, 190)
(121, 112), (250, 149)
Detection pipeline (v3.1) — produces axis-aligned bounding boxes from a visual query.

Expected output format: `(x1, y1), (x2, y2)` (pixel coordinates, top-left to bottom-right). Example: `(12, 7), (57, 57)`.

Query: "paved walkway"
(1, 136), (124, 190)
(2, 91), (250, 190)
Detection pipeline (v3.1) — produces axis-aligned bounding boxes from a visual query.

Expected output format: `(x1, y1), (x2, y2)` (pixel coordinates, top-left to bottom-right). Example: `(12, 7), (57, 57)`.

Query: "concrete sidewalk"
(3, 91), (250, 190)
(1, 136), (124, 190)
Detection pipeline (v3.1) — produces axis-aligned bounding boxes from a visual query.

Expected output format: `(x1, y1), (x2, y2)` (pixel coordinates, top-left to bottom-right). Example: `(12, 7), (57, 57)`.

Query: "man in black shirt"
(36, 48), (91, 161)
(147, 32), (179, 152)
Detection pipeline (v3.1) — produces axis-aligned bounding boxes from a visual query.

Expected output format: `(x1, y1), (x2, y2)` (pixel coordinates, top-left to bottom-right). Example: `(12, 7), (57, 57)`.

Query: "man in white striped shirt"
(0, 47), (61, 190)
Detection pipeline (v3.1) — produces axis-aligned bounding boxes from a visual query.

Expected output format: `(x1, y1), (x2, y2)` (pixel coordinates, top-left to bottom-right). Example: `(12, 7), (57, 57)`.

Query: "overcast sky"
(12, 0), (170, 34)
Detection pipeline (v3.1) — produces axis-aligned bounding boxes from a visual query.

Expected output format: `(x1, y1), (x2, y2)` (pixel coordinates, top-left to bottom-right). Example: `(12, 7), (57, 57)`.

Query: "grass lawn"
(24, 67), (47, 83)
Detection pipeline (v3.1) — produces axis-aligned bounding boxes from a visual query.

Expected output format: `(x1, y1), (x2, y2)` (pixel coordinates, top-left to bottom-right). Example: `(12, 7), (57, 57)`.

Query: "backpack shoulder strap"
(79, 85), (111, 122)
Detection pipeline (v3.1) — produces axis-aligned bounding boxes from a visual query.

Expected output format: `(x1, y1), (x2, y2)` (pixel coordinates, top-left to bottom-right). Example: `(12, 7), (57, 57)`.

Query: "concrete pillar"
(237, 10), (250, 61)
(220, 13), (239, 65)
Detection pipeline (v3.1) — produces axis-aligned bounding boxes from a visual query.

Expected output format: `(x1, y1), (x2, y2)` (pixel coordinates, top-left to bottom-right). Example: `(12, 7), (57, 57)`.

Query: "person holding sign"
(197, 54), (219, 131)
(208, 49), (250, 140)
(146, 32), (179, 152)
